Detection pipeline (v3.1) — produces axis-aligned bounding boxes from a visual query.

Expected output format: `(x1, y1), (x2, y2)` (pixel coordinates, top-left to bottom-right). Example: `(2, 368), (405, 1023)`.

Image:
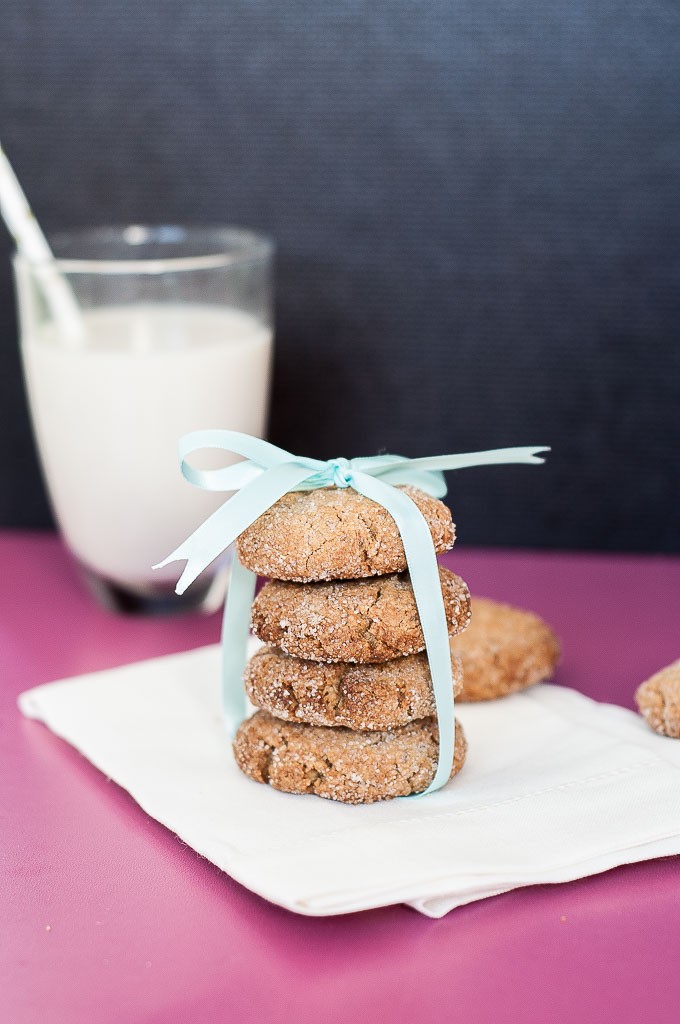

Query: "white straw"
(0, 141), (84, 342)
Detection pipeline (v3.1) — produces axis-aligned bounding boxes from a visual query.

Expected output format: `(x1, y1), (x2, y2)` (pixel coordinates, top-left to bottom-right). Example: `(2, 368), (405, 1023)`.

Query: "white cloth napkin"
(19, 642), (680, 917)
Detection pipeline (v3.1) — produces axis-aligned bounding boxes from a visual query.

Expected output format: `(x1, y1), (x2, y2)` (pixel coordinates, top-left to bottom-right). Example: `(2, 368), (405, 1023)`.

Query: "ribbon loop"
(157, 436), (549, 797)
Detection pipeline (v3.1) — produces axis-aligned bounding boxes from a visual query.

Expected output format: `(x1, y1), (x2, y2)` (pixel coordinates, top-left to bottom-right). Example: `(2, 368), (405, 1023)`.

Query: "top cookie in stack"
(232, 485), (471, 804)
(236, 484), (455, 581)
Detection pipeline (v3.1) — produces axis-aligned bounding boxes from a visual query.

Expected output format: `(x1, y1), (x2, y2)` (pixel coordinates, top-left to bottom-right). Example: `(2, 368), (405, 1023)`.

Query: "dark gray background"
(1, 2), (679, 550)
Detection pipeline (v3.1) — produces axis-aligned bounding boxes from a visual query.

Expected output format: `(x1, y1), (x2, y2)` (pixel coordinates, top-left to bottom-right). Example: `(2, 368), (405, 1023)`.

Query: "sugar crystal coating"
(251, 567), (471, 663)
(233, 710), (467, 803)
(245, 646), (463, 729)
(236, 484), (455, 582)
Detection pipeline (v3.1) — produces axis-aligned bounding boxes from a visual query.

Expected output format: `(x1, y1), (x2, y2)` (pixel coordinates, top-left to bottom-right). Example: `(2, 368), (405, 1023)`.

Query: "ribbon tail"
(154, 461), (317, 594)
(220, 558), (257, 736)
(352, 446), (549, 497)
(400, 446), (550, 474)
(352, 472), (455, 796)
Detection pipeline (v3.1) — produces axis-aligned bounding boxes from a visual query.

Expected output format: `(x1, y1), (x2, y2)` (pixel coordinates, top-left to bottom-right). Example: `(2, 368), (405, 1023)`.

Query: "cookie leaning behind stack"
(453, 597), (561, 701)
(232, 485), (471, 803)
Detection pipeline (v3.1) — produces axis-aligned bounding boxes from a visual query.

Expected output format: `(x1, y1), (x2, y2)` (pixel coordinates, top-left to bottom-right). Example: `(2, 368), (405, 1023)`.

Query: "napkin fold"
(19, 643), (680, 917)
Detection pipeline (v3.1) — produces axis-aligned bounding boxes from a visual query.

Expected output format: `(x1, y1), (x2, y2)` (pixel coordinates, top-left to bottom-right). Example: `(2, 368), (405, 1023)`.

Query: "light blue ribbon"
(156, 431), (549, 796)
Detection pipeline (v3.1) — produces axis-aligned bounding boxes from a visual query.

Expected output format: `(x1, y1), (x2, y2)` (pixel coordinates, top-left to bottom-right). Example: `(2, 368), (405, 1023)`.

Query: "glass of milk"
(14, 225), (274, 613)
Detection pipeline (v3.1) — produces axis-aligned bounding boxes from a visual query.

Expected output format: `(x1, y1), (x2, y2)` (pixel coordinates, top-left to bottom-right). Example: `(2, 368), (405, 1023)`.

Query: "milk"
(22, 304), (273, 588)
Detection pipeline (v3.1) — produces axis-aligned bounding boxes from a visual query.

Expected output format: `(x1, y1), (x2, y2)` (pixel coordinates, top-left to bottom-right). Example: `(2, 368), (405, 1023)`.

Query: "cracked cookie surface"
(245, 645), (463, 729)
(233, 710), (467, 803)
(635, 659), (680, 738)
(251, 566), (471, 663)
(236, 484), (455, 582)
(452, 597), (560, 701)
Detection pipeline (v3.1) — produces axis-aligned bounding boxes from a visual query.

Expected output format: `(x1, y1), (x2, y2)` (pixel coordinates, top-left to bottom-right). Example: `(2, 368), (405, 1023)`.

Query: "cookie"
(233, 710), (467, 803)
(245, 645), (463, 730)
(635, 659), (680, 738)
(452, 597), (560, 701)
(236, 484), (454, 582)
(251, 566), (471, 663)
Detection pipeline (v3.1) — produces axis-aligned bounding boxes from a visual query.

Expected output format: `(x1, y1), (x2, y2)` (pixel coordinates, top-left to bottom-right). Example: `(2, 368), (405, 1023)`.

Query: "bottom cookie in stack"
(234, 710), (467, 805)
(233, 648), (467, 803)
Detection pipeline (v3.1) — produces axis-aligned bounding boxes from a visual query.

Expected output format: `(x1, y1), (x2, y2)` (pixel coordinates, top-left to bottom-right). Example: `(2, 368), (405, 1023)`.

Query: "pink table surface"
(2, 532), (679, 1024)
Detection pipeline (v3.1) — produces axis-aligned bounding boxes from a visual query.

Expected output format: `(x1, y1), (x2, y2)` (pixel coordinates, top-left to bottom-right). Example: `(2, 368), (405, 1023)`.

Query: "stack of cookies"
(232, 486), (471, 803)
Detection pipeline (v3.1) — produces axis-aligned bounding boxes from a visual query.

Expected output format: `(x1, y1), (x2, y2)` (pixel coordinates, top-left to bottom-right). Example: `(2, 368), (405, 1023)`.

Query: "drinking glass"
(14, 225), (274, 613)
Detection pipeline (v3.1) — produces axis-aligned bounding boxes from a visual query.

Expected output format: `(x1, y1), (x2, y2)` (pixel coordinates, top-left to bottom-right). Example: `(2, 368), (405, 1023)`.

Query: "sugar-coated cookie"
(452, 597), (560, 701)
(635, 659), (680, 738)
(251, 567), (471, 663)
(236, 485), (454, 582)
(245, 645), (463, 730)
(233, 710), (467, 803)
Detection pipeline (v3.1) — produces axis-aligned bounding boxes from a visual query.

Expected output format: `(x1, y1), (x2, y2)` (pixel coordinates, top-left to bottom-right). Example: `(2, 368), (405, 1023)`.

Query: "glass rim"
(12, 224), (275, 276)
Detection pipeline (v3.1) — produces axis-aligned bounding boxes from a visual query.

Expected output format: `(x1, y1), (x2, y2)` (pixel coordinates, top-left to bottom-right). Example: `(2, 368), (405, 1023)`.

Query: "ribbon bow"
(157, 431), (549, 797)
